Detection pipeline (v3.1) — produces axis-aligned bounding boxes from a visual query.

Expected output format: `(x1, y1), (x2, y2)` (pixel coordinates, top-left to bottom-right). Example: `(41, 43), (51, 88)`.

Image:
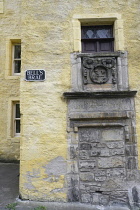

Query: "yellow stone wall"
(0, 0), (4, 14)
(0, 1), (21, 161)
(0, 0), (140, 201)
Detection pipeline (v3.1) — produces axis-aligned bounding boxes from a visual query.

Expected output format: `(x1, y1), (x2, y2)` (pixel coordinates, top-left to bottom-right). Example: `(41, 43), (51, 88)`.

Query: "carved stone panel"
(70, 52), (129, 91)
(82, 57), (117, 85)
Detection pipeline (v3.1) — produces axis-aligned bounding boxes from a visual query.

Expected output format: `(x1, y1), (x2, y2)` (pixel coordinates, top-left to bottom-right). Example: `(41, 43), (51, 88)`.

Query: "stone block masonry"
(64, 93), (140, 207)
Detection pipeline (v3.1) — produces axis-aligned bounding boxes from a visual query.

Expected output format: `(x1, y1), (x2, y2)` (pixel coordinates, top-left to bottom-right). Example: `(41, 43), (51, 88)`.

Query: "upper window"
(12, 44), (21, 75)
(81, 25), (114, 53)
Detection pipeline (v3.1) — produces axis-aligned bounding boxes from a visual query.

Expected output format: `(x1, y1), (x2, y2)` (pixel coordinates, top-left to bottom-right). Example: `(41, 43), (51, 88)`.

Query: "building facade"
(0, 0), (140, 207)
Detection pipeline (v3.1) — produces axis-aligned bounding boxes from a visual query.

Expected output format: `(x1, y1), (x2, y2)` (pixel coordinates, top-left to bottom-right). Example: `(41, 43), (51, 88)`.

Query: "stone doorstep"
(13, 199), (131, 210)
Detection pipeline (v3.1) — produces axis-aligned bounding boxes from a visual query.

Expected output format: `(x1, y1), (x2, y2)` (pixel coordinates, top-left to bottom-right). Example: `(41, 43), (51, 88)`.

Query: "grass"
(5, 202), (47, 210)
(34, 206), (47, 210)
(5, 203), (17, 210)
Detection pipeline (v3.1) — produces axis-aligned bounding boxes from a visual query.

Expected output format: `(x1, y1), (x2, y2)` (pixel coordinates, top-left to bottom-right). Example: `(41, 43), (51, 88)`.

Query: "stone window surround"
(5, 38), (21, 80)
(0, 0), (3, 14)
(72, 13), (124, 52)
(7, 98), (20, 142)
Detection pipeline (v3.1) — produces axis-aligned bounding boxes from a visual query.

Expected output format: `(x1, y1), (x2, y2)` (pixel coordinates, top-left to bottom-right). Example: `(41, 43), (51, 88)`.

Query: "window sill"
(7, 136), (20, 143)
(77, 51), (121, 58)
(10, 136), (20, 143)
(5, 75), (20, 80)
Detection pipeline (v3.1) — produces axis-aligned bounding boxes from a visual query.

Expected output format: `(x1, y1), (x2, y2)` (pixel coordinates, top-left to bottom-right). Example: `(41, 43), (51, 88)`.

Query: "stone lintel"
(69, 111), (131, 120)
(63, 91), (137, 99)
(77, 51), (121, 58)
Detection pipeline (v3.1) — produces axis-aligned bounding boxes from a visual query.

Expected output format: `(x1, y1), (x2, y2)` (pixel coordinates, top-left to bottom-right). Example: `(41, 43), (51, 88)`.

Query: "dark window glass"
(84, 41), (97, 52)
(13, 44), (21, 74)
(15, 104), (20, 118)
(82, 26), (113, 39)
(15, 103), (20, 135)
(14, 60), (21, 73)
(14, 45), (21, 59)
(81, 25), (114, 52)
(16, 120), (20, 133)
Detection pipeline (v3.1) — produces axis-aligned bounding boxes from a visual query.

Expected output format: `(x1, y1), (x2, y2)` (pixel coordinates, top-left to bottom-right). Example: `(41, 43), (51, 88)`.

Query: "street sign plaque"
(25, 70), (45, 81)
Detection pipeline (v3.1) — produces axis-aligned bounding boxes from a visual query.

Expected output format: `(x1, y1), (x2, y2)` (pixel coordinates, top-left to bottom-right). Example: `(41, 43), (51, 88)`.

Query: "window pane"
(96, 29), (111, 38)
(14, 45), (21, 59)
(86, 29), (95, 38)
(83, 41), (97, 52)
(16, 120), (20, 133)
(99, 41), (113, 52)
(81, 25), (114, 52)
(82, 26), (113, 39)
(15, 104), (20, 118)
(14, 60), (21, 73)
(82, 27), (96, 38)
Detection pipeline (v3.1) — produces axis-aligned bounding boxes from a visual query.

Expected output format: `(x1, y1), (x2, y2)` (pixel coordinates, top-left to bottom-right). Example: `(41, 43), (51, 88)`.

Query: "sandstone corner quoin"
(0, 0), (140, 208)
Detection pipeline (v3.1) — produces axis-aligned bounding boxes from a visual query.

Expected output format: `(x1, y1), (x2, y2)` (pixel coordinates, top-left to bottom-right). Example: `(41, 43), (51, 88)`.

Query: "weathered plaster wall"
(20, 0), (70, 200)
(20, 0), (140, 201)
(0, 0), (140, 202)
(0, 0), (21, 161)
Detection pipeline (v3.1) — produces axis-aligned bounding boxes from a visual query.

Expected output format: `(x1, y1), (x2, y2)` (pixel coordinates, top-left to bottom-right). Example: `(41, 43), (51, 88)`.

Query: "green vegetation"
(34, 206), (47, 210)
(5, 203), (17, 210)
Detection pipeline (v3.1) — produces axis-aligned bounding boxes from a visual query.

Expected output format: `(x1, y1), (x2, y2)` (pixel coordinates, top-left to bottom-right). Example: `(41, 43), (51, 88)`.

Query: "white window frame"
(13, 102), (20, 137)
(12, 43), (21, 75)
